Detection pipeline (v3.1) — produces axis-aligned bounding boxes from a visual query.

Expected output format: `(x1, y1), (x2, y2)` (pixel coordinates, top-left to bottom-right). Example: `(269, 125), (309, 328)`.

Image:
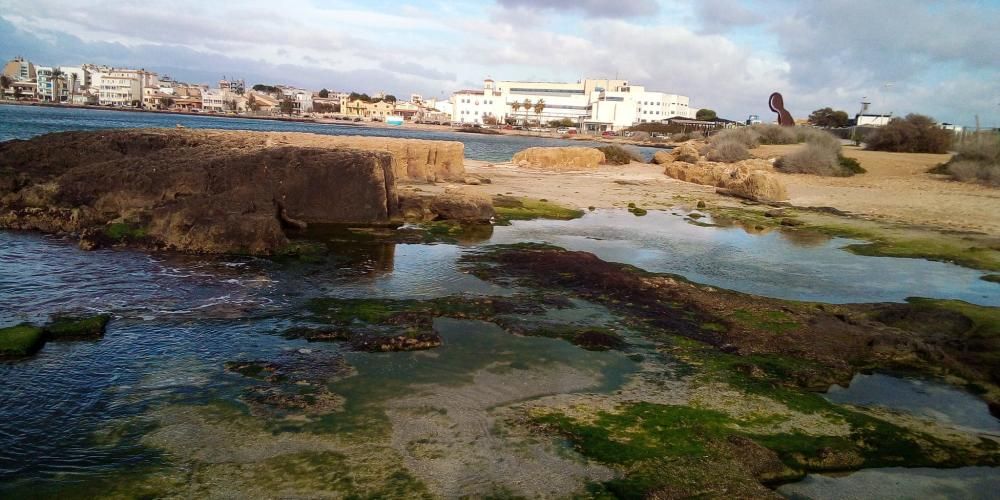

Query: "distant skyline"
(1, 0), (998, 126)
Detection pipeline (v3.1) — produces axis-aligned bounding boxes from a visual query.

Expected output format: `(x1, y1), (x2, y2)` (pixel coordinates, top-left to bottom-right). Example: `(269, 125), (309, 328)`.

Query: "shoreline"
(0, 100), (674, 148)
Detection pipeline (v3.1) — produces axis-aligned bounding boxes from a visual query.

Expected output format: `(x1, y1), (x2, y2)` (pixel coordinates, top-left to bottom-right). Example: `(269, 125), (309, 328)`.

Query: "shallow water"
(777, 466), (1000, 499)
(493, 210), (999, 305)
(1, 208), (998, 493)
(825, 373), (1000, 436)
(0, 104), (665, 162)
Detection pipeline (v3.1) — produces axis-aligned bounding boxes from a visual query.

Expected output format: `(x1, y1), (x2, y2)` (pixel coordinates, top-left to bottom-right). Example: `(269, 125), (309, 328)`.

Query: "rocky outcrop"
(311, 135), (465, 182)
(512, 147), (605, 170)
(662, 158), (788, 202)
(653, 142), (701, 165)
(399, 187), (495, 223)
(0, 129), (408, 254)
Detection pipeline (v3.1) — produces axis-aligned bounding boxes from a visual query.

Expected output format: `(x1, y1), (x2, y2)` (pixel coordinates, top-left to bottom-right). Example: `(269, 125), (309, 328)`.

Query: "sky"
(0, 0), (998, 126)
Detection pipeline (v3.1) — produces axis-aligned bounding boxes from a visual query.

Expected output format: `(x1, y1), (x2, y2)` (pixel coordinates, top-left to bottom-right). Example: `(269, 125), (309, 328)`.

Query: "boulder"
(0, 129), (409, 254)
(512, 147), (605, 170)
(397, 188), (495, 223)
(652, 142), (701, 165)
(663, 159), (788, 202)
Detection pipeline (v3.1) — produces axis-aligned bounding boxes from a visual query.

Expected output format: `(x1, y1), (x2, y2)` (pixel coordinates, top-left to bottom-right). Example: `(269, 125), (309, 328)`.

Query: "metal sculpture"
(768, 92), (795, 127)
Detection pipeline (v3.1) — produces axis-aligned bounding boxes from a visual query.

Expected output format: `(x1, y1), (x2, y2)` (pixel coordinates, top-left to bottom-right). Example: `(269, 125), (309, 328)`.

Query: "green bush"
(598, 145), (643, 165)
(865, 114), (952, 153)
(775, 143), (840, 175)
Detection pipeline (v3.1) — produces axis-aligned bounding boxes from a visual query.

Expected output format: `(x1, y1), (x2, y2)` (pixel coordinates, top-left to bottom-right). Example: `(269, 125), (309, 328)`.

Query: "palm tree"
(533, 99), (545, 126)
(0, 75), (11, 100)
(510, 101), (521, 124)
(49, 68), (64, 103)
(522, 99), (532, 126)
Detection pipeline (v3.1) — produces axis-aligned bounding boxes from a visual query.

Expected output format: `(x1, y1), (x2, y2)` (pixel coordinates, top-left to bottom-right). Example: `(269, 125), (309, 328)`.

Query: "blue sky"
(1, 0), (998, 126)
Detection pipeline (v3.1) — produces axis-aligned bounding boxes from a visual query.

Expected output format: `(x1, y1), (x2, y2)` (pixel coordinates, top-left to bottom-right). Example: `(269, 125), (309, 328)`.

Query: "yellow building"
(342, 99), (396, 119)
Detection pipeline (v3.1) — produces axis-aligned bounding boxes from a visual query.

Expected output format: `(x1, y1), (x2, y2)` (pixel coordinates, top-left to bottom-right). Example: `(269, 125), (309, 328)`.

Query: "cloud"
(380, 60), (456, 81)
(0, 0), (997, 125)
(495, 0), (659, 19)
(694, 0), (764, 34)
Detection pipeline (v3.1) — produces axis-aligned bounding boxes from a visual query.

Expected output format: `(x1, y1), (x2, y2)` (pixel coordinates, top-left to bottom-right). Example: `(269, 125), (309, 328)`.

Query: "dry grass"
(774, 143), (841, 175)
(705, 139), (751, 163)
(934, 135), (1000, 186)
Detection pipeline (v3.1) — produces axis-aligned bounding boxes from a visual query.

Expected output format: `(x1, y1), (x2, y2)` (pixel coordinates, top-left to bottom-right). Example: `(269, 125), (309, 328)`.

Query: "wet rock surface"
(225, 349), (354, 416)
(0, 129), (473, 254)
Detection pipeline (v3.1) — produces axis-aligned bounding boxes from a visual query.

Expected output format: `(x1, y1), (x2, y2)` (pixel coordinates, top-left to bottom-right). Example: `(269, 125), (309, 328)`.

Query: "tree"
(349, 92), (371, 103)
(808, 107), (850, 128)
(49, 68), (64, 102)
(318, 88), (330, 98)
(533, 99), (545, 125)
(0, 75), (11, 99)
(696, 108), (717, 121)
(865, 113), (952, 153)
(247, 94), (260, 112)
(510, 101), (521, 123)
(13, 86), (23, 100)
(162, 96), (175, 109)
(226, 99), (239, 112)
(522, 99), (532, 125)
(280, 97), (295, 116)
(383, 94), (397, 103)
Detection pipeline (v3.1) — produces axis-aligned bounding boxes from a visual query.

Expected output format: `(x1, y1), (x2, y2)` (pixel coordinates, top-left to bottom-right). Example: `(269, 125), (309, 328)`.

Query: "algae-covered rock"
(45, 314), (111, 339)
(0, 129), (427, 254)
(0, 323), (46, 358)
(512, 147), (605, 170)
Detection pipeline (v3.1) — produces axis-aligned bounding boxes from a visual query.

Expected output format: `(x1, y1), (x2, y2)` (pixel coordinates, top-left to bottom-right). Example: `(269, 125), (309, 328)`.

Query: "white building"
(94, 69), (158, 107)
(855, 113), (893, 127)
(35, 67), (62, 102)
(448, 78), (694, 132)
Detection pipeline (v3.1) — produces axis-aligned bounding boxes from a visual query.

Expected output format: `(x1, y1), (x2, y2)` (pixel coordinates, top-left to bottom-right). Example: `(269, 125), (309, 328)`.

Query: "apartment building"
(2, 56), (36, 81)
(93, 68), (158, 107)
(450, 78), (694, 131)
(35, 67), (65, 102)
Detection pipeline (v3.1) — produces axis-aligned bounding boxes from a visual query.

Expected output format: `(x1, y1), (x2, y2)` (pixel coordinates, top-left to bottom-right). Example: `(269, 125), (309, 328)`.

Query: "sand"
(443, 146), (999, 237)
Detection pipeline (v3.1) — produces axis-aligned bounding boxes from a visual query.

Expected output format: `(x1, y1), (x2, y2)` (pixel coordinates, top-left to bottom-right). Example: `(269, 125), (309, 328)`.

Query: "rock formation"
(512, 147), (606, 170)
(0, 129), (475, 254)
(659, 150), (789, 202)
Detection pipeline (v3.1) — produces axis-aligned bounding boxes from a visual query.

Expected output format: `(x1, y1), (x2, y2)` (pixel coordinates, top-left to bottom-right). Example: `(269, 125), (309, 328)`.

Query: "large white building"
(448, 78), (694, 132)
(93, 68), (158, 107)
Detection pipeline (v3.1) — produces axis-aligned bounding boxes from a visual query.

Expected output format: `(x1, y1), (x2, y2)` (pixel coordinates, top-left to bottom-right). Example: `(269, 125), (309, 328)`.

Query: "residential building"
(59, 66), (88, 95)
(342, 99), (395, 119)
(448, 78), (694, 131)
(2, 56), (36, 82)
(246, 91), (279, 114)
(277, 87), (314, 114)
(35, 67), (66, 102)
(202, 88), (245, 113)
(219, 79), (245, 94)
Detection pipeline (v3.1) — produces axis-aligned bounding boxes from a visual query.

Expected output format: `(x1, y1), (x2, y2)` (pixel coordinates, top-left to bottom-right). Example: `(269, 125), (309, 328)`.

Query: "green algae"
(45, 314), (111, 339)
(0, 323), (46, 358)
(730, 309), (799, 334)
(102, 222), (148, 242)
(519, 325), (626, 351)
(983, 274), (1000, 283)
(493, 195), (584, 222)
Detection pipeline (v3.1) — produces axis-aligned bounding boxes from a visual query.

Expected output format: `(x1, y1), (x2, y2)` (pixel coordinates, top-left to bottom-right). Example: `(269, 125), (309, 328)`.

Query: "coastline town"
(1, 55), (716, 134)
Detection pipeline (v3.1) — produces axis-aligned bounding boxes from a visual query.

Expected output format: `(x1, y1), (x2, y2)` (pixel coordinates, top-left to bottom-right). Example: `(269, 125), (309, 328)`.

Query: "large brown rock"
(663, 159), (788, 202)
(0, 129), (409, 254)
(512, 147), (605, 170)
(653, 142), (701, 165)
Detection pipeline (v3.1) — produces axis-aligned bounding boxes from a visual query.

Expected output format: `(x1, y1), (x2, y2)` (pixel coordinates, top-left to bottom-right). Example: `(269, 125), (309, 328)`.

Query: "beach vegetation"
(931, 133), (1000, 186)
(597, 145), (642, 165)
(865, 114), (952, 153)
(705, 139), (750, 162)
(808, 107), (851, 128)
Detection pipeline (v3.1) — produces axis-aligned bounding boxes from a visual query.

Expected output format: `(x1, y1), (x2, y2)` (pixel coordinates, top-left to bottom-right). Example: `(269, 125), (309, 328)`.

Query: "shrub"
(751, 124), (797, 144)
(934, 134), (1000, 186)
(838, 155), (867, 175)
(705, 139), (750, 163)
(710, 127), (760, 149)
(774, 143), (842, 175)
(598, 145), (643, 165)
(865, 114), (952, 153)
(796, 127), (843, 151)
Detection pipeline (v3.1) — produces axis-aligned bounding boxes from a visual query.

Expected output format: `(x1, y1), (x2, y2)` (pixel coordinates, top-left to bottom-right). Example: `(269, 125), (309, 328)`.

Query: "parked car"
(601, 131), (615, 137)
(556, 127), (569, 134)
(567, 129), (577, 135)
(353, 117), (362, 122)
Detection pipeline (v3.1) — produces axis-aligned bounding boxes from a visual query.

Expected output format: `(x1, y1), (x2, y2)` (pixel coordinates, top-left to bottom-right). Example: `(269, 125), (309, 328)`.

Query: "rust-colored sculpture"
(769, 92), (795, 126)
